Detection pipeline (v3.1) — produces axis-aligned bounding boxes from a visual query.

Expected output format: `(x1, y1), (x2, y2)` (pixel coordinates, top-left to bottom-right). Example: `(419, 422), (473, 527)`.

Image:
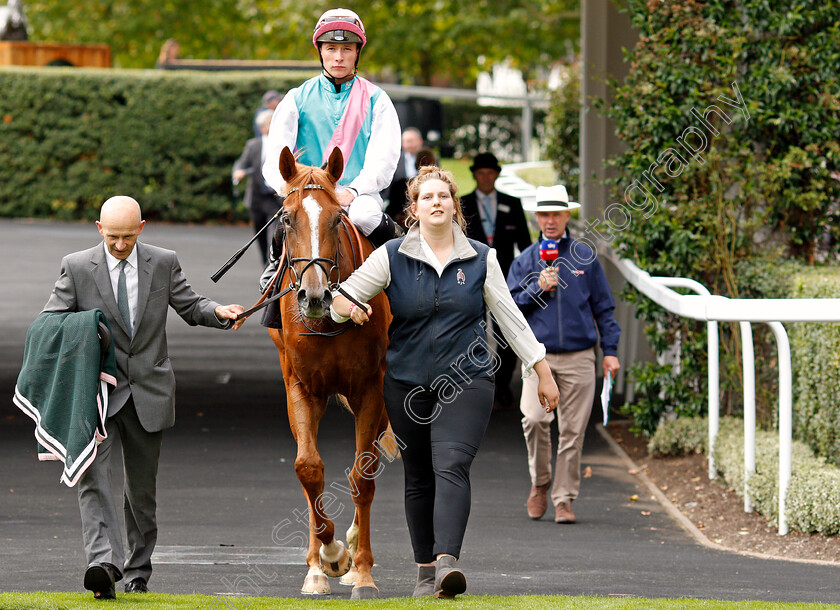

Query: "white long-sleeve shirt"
(262, 74), (400, 198)
(331, 224), (547, 375)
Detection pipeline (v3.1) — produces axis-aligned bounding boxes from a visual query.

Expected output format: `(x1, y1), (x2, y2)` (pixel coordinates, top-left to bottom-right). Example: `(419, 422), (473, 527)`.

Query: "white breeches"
(341, 191), (384, 236)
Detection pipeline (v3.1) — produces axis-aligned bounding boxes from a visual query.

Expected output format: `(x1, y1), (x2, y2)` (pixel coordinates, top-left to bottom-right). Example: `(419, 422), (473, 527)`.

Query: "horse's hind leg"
(339, 509), (360, 586)
(345, 391), (391, 599)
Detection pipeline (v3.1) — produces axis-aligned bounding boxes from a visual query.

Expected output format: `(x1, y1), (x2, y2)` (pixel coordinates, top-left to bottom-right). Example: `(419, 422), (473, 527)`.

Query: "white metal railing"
(601, 249), (840, 535)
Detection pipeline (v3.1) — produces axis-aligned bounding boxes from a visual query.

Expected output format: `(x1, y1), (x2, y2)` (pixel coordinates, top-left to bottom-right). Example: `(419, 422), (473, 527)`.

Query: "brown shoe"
(526, 482), (550, 520)
(554, 502), (576, 524)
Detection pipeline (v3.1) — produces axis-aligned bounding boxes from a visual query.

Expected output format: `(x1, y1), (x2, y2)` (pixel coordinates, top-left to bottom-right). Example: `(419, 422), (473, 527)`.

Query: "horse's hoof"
(339, 566), (359, 586)
(319, 540), (352, 577)
(351, 585), (379, 600)
(301, 567), (330, 595)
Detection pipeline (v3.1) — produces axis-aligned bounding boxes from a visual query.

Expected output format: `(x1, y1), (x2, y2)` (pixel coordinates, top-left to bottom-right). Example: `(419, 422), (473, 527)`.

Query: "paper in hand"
(600, 371), (612, 426)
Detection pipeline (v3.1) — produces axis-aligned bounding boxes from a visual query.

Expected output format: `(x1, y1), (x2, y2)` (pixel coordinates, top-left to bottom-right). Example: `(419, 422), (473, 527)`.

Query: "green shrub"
(709, 417), (840, 535)
(0, 67), (306, 222)
(605, 1), (840, 440)
(790, 269), (840, 468)
(542, 61), (580, 194)
(647, 416), (708, 457)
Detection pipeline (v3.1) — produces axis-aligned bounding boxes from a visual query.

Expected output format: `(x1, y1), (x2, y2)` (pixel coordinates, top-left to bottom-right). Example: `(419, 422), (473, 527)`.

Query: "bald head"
(97, 196), (145, 260)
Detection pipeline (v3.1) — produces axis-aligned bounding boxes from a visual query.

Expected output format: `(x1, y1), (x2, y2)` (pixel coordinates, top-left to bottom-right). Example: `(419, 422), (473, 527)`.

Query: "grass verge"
(0, 593), (836, 610)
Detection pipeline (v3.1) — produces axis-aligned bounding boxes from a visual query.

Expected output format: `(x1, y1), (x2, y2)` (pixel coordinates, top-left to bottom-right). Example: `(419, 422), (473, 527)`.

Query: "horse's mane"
(285, 162), (341, 211)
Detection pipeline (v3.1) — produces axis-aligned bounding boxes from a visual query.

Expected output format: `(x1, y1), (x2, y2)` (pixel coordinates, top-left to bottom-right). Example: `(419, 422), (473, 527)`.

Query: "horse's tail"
(333, 393), (401, 459)
(334, 393), (353, 414)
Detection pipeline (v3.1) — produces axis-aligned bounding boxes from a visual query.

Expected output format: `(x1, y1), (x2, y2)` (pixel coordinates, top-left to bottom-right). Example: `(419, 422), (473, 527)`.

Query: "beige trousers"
(520, 348), (596, 506)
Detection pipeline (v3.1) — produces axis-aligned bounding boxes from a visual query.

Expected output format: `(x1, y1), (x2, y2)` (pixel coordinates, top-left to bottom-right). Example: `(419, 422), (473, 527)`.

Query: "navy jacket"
(385, 236), (492, 386)
(506, 233), (620, 356)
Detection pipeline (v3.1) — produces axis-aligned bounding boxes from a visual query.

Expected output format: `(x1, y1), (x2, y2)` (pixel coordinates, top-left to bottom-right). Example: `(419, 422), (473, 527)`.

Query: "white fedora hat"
(524, 185), (581, 212)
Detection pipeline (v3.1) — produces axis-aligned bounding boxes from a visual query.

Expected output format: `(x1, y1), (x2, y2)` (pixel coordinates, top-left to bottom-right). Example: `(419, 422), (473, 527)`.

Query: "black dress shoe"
(84, 563), (116, 600)
(125, 577), (149, 593)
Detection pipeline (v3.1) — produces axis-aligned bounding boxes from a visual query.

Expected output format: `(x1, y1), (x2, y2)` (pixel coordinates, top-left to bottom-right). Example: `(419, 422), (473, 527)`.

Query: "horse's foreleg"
(284, 378), (348, 594)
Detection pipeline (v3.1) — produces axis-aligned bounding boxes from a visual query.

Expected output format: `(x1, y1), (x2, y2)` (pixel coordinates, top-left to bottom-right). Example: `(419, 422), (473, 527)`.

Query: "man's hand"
(232, 169), (247, 184)
(603, 355), (620, 378)
(337, 189), (356, 207)
(215, 304), (245, 321)
(538, 267), (559, 291)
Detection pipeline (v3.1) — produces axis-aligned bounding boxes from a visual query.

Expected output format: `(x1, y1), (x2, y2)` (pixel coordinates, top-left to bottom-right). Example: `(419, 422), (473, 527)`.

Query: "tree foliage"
(23, 0), (579, 85)
(602, 0), (840, 434)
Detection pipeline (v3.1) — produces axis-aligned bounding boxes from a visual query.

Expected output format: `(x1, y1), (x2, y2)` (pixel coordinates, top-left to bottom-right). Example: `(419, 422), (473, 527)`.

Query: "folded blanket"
(14, 310), (117, 486)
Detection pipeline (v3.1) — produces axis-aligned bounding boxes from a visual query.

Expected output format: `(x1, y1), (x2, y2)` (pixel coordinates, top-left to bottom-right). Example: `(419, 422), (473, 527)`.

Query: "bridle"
(283, 184), (341, 297)
(277, 182), (366, 337)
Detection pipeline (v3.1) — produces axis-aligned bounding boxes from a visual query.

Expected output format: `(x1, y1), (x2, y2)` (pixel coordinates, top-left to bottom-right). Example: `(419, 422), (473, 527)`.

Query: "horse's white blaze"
(302, 195), (325, 284)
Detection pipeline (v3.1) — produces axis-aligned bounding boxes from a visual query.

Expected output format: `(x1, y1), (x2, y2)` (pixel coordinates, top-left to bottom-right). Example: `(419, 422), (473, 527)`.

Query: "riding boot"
(259, 258), (279, 293)
(259, 225), (286, 293)
(365, 213), (404, 248)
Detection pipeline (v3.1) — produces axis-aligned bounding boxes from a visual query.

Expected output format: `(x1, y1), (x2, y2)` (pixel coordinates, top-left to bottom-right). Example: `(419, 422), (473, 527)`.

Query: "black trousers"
(384, 373), (494, 563)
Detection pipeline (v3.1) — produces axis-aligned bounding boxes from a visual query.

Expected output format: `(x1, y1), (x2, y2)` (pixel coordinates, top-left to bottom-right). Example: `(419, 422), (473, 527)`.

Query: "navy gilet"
(384, 236), (492, 387)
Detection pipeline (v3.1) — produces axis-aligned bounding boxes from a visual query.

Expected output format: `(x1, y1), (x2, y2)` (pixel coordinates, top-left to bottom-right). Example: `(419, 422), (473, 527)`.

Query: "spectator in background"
(506, 184), (621, 525)
(415, 147), (437, 170)
(253, 90), (283, 139)
(383, 127), (424, 218)
(155, 39), (179, 68)
(388, 143), (438, 230)
(461, 152), (532, 407)
(233, 109), (283, 265)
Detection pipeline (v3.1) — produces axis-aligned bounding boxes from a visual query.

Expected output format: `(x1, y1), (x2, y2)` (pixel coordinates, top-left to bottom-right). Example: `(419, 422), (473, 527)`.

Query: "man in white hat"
(506, 185), (621, 524)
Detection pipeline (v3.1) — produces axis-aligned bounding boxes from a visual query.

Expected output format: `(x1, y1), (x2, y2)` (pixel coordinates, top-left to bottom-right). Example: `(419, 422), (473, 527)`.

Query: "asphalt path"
(1, 219), (838, 604)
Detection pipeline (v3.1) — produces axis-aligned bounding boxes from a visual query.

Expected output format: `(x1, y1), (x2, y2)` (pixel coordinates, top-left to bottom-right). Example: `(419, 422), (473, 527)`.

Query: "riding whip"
(211, 208), (283, 283)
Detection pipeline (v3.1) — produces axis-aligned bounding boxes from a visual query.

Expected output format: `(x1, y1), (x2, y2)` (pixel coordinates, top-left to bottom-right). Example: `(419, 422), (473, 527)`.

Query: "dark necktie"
(117, 259), (131, 335)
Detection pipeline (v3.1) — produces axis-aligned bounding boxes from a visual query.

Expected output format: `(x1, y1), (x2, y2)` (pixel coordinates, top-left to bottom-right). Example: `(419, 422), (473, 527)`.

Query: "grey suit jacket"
(43, 241), (229, 432)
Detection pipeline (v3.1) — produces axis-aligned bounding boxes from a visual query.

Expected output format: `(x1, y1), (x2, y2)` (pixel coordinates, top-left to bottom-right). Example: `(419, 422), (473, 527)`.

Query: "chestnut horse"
(269, 146), (392, 599)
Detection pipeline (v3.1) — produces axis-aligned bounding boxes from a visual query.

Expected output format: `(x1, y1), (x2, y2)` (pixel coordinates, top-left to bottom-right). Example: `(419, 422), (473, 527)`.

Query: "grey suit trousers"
(78, 397), (162, 583)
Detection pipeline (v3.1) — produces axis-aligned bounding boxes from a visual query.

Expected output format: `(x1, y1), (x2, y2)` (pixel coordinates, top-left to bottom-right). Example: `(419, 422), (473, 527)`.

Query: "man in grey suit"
(42, 196), (244, 599)
(233, 109), (283, 264)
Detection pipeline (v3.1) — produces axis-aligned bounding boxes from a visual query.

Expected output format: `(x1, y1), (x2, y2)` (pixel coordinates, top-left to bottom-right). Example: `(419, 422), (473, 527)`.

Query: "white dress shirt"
(404, 152), (418, 179)
(104, 244), (139, 330)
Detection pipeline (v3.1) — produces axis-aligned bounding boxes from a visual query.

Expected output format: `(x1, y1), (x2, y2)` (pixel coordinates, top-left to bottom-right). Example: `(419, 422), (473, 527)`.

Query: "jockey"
(261, 7), (403, 257)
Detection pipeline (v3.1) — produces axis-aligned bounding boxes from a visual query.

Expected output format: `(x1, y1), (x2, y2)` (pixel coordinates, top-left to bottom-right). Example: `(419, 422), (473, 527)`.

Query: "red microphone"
(539, 239), (559, 293)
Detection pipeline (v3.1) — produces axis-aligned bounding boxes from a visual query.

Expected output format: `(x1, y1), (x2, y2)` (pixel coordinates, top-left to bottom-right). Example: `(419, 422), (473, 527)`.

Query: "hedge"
(790, 269), (840, 468)
(0, 67), (308, 222)
(0, 67), (539, 224)
(651, 416), (840, 535)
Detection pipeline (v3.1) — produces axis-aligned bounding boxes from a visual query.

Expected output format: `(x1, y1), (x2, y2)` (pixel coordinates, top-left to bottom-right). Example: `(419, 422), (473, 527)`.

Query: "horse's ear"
(326, 147), (344, 184)
(279, 147), (297, 182)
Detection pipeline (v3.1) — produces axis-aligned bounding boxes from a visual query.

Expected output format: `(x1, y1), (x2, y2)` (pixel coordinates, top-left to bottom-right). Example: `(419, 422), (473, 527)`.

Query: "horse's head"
(278, 146), (345, 319)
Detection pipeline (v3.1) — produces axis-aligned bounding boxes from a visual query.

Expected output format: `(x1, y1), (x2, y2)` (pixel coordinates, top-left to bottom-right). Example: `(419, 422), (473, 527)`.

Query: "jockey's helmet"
(312, 8), (366, 49)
